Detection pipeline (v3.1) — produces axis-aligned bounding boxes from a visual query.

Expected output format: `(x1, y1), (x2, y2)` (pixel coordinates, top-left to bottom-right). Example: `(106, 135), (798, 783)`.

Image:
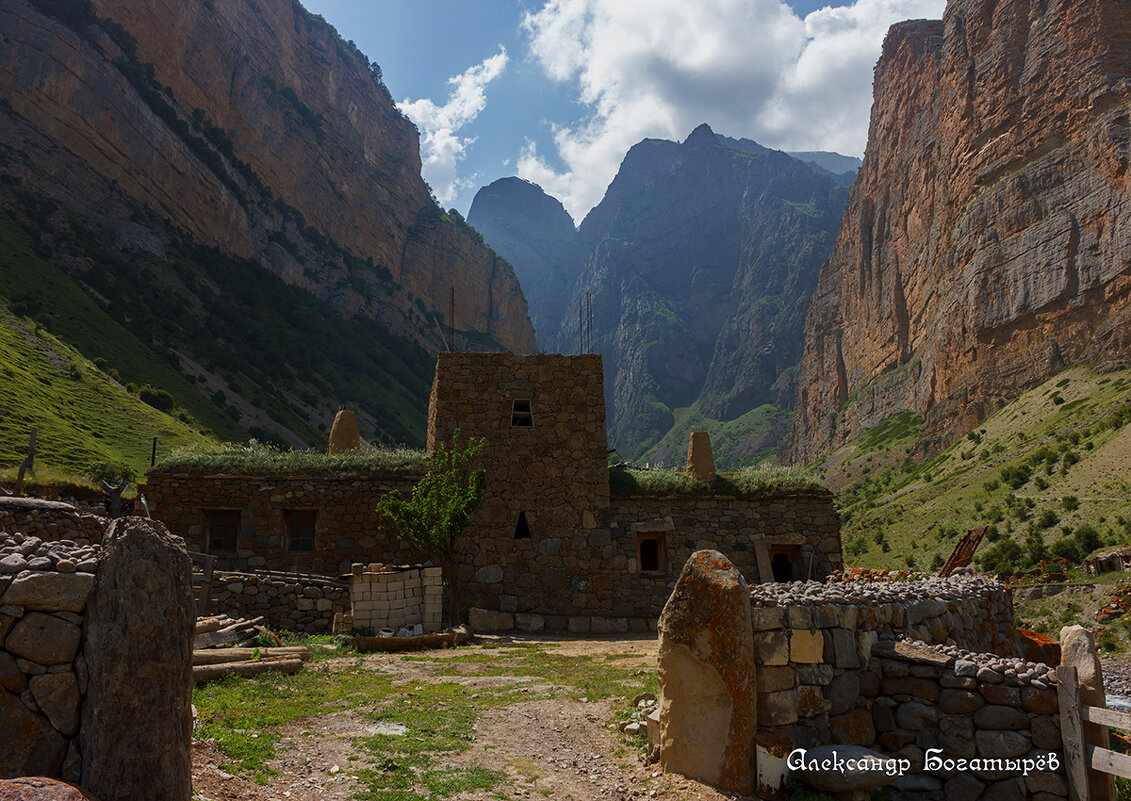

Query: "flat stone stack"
(0, 531), (99, 781)
(349, 564), (442, 634)
(0, 498), (106, 547)
(854, 638), (1065, 801)
(211, 570), (348, 633)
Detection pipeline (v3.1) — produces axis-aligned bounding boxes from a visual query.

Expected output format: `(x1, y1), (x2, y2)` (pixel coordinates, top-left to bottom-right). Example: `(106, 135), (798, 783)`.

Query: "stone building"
(143, 352), (841, 628)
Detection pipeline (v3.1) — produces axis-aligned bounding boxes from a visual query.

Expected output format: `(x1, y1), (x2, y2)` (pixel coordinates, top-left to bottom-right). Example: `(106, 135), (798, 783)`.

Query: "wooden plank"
(1059, 665), (1091, 801)
(1081, 704), (1131, 732)
(1087, 744), (1131, 781)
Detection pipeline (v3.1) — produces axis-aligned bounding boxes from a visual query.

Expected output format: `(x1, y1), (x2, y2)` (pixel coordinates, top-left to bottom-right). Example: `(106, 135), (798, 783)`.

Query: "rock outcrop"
(0, 0), (533, 352)
(789, 2), (1131, 464)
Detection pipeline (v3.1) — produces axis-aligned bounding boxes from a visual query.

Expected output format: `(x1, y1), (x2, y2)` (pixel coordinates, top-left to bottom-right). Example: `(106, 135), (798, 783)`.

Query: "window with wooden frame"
(208, 510), (239, 553)
(511, 398), (533, 427)
(286, 510), (316, 552)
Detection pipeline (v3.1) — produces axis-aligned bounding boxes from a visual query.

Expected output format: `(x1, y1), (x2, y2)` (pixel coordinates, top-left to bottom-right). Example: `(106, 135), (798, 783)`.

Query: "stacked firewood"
(192, 615), (309, 683)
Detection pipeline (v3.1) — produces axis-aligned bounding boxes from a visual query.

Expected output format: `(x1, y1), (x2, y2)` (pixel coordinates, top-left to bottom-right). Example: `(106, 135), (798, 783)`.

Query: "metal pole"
(151, 436), (157, 467)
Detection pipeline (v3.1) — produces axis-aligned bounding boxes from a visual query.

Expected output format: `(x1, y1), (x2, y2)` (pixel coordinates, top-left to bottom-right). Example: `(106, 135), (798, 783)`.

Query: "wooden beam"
(1087, 745), (1131, 781)
(192, 656), (304, 684)
(1059, 665), (1091, 801)
(1081, 705), (1131, 732)
(192, 647), (309, 666)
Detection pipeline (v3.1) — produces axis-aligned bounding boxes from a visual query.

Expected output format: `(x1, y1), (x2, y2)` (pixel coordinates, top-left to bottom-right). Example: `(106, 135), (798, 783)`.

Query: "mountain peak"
(684, 123), (718, 146)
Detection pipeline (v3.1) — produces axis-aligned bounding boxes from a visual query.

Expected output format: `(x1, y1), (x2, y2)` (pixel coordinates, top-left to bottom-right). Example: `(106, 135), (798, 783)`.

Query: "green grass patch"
(610, 463), (823, 497)
(154, 440), (427, 475)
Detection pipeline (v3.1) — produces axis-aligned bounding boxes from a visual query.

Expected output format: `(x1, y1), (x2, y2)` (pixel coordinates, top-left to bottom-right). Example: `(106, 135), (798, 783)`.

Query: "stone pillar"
(686, 431), (716, 481)
(1061, 625), (1115, 801)
(328, 409), (361, 454)
(657, 550), (756, 794)
(81, 518), (193, 801)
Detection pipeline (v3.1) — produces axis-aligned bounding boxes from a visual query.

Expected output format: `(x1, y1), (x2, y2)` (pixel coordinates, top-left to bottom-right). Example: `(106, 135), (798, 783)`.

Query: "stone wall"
(348, 564), (443, 634)
(141, 472), (423, 576)
(749, 575), (1018, 754)
(209, 570), (349, 633)
(1, 509), (193, 800)
(0, 532), (98, 781)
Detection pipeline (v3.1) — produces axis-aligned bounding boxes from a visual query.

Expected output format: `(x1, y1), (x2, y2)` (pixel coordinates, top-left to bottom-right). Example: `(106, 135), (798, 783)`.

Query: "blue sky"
(303, 0), (945, 222)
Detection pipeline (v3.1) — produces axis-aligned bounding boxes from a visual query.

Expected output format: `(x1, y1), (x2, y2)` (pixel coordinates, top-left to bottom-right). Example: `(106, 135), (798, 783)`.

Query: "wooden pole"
(151, 436), (157, 467)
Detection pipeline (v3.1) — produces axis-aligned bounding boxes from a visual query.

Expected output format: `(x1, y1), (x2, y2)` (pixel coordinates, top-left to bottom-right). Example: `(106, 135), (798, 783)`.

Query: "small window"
(636, 533), (666, 574)
(511, 399), (533, 427)
(208, 510), (239, 553)
(514, 511), (531, 539)
(286, 510), (316, 552)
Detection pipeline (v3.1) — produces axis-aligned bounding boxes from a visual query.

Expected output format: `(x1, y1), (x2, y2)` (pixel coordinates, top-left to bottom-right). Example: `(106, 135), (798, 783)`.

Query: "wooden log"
(192, 647), (310, 666)
(219, 615), (264, 633)
(195, 618), (224, 635)
(192, 656), (304, 684)
(194, 628), (243, 649)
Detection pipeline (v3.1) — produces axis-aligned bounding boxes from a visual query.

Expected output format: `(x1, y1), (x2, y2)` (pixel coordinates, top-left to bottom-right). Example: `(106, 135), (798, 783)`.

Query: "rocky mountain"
(465, 177), (579, 348)
(0, 0), (534, 448)
(788, 1), (1131, 465)
(470, 125), (851, 464)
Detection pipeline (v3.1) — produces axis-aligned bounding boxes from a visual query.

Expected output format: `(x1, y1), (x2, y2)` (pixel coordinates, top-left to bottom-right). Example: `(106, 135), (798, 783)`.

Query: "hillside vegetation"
(820, 363), (1131, 575)
(0, 305), (214, 482)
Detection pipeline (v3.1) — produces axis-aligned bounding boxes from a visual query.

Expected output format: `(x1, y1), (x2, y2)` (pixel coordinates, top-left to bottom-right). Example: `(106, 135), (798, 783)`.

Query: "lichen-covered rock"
(657, 550), (756, 794)
(80, 518), (193, 801)
(0, 777), (100, 800)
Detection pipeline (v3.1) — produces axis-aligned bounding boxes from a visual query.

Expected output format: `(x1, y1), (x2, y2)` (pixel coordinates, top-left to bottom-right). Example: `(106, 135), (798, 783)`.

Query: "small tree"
(375, 430), (485, 624)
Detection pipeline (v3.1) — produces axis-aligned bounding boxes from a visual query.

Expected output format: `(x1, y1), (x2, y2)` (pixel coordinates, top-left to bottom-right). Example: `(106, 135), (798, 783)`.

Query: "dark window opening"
(208, 510), (239, 553)
(636, 534), (665, 573)
(771, 552), (793, 582)
(287, 510), (316, 552)
(511, 398), (533, 427)
(514, 511), (531, 539)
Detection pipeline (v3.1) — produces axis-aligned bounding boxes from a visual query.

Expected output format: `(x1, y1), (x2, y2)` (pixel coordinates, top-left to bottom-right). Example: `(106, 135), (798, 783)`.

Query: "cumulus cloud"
(518, 0), (945, 221)
(398, 47), (509, 205)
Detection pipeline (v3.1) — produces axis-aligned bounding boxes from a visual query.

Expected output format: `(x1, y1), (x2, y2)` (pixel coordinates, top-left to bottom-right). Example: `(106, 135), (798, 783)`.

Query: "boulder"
(0, 777), (100, 800)
(658, 550), (756, 794)
(5, 613), (81, 665)
(30, 673), (80, 736)
(0, 572), (94, 612)
(327, 409), (360, 454)
(80, 518), (193, 801)
(0, 690), (67, 777)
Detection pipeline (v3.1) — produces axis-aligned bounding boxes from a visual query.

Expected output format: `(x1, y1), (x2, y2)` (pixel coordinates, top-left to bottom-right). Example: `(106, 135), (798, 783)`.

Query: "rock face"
(467, 177), (580, 348)
(0, 0), (533, 446)
(657, 550), (756, 794)
(789, 3), (1131, 464)
(80, 518), (193, 801)
(470, 126), (850, 464)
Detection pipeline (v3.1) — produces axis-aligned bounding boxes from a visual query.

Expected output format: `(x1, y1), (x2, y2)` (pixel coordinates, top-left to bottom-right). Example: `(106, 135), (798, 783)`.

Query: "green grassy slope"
(640, 402), (789, 470)
(819, 364), (1131, 573)
(0, 307), (214, 478)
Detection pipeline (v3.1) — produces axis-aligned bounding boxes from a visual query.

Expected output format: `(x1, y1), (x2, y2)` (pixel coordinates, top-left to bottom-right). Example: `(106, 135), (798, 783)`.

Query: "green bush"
(1049, 539), (1081, 562)
(1037, 509), (1060, 530)
(138, 385), (175, 412)
(1074, 524), (1102, 555)
(83, 460), (137, 486)
(1062, 496), (1080, 512)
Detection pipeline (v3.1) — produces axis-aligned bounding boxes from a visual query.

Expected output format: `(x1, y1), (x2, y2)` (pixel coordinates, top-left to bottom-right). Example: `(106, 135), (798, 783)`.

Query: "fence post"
(1061, 625), (1115, 801)
(1059, 664), (1089, 801)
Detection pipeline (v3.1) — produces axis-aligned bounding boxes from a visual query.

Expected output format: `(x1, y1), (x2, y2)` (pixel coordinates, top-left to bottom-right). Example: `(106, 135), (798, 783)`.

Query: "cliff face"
(0, 0), (534, 353)
(790, 3), (1131, 464)
(467, 178), (580, 349)
(471, 126), (850, 464)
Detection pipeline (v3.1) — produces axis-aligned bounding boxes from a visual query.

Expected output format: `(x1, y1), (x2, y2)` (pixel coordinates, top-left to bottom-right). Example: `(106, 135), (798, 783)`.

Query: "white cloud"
(398, 47), (509, 205)
(519, 0), (945, 221)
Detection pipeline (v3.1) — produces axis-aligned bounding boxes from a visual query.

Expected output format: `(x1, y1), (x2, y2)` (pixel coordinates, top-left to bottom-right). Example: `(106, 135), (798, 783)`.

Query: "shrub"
(1062, 496), (1080, 512)
(138, 385), (175, 412)
(83, 460), (136, 486)
(1074, 524), (1102, 555)
(1049, 539), (1081, 562)
(1037, 509), (1060, 530)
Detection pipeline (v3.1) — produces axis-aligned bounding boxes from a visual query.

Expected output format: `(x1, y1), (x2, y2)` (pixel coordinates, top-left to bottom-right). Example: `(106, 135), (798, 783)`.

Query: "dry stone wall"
(142, 472), (423, 576)
(0, 531), (97, 782)
(0, 506), (192, 800)
(210, 570), (349, 633)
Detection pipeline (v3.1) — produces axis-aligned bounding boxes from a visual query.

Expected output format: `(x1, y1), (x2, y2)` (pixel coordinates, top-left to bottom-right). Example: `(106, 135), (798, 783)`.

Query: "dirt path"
(191, 634), (741, 801)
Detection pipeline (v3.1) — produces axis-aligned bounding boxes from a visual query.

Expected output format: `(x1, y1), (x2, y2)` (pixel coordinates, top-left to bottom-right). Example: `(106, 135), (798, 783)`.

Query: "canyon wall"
(0, 0), (533, 353)
(789, 2), (1131, 464)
